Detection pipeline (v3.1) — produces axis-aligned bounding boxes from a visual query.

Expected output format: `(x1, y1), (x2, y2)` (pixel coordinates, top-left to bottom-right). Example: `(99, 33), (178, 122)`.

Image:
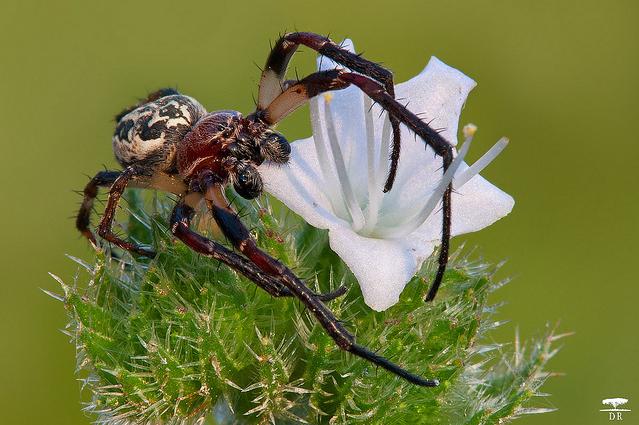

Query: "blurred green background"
(1, 0), (636, 424)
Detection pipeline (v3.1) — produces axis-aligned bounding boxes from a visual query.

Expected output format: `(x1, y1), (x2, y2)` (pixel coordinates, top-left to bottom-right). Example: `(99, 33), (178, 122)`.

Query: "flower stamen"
(362, 97), (384, 233)
(310, 99), (349, 219)
(454, 137), (509, 189)
(323, 97), (366, 231)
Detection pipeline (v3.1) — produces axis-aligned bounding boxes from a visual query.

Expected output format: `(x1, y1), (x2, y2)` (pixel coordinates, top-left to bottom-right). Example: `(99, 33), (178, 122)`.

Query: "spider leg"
(76, 169), (344, 299)
(95, 166), (157, 258)
(257, 70), (351, 125)
(171, 200), (291, 298)
(258, 70), (453, 302)
(78, 166), (191, 258)
(256, 32), (402, 191)
(170, 196), (347, 302)
(199, 171), (437, 386)
(77, 170), (122, 247)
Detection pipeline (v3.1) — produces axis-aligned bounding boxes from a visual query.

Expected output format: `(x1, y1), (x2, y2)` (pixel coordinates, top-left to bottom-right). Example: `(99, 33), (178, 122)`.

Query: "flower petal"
(261, 48), (514, 313)
(449, 169), (515, 236)
(327, 225), (436, 311)
(258, 136), (347, 230)
(396, 56), (476, 147)
(327, 166), (513, 312)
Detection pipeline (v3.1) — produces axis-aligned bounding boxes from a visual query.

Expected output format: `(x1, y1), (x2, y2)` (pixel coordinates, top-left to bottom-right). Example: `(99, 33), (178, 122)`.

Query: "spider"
(76, 32), (456, 387)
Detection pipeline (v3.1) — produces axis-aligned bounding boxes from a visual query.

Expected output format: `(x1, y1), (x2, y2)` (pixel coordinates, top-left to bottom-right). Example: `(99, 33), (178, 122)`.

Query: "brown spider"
(76, 32), (456, 386)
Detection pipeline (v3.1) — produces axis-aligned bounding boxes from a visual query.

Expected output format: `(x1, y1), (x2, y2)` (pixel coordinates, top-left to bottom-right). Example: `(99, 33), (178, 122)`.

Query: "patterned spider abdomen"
(113, 94), (207, 172)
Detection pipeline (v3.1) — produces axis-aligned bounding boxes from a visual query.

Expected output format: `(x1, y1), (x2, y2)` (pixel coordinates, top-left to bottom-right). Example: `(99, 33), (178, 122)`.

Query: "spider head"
(222, 127), (288, 199)
(176, 112), (289, 199)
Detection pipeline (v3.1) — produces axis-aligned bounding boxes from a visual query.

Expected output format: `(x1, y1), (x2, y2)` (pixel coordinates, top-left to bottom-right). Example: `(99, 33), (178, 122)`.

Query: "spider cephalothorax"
(76, 32), (459, 387)
(174, 110), (290, 199)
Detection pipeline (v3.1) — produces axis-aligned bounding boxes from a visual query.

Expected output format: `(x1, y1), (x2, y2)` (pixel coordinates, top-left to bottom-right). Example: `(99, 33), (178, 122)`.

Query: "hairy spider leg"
(170, 200), (347, 301)
(258, 70), (351, 124)
(77, 171), (346, 301)
(169, 197), (297, 298)
(77, 168), (172, 255)
(170, 197), (346, 301)
(256, 32), (402, 192)
(191, 171), (437, 387)
(77, 170), (122, 246)
(94, 166), (158, 258)
(77, 169), (186, 256)
(258, 70), (453, 302)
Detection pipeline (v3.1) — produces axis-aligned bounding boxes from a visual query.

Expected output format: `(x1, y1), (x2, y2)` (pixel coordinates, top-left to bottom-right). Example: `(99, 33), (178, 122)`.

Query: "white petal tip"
(362, 293), (400, 312)
(358, 273), (403, 311)
(422, 56), (477, 90)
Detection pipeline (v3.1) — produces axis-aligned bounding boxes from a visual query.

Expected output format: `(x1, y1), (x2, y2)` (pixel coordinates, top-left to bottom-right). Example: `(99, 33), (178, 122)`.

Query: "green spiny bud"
(50, 192), (563, 424)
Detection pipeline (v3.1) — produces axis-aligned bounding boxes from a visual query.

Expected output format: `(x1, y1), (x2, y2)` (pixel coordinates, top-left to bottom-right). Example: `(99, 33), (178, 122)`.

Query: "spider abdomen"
(113, 94), (207, 172)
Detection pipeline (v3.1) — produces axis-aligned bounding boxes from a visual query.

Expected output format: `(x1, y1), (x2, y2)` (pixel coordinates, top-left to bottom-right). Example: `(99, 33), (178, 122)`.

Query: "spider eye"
(233, 162), (263, 199)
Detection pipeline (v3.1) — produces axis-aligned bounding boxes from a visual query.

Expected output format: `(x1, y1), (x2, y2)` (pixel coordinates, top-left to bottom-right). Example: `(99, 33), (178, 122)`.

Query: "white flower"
(259, 40), (514, 311)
